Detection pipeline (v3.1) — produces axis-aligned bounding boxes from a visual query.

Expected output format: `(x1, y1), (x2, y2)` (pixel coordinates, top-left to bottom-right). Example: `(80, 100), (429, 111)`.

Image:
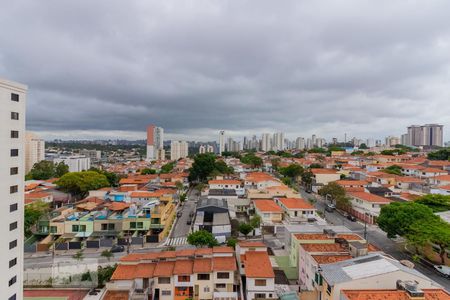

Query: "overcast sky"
(1, 1), (450, 142)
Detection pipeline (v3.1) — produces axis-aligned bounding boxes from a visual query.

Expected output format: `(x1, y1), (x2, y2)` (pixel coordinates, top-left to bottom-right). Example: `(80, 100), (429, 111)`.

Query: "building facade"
(0, 78), (26, 300)
(25, 131), (45, 174)
(147, 125), (164, 160)
(53, 155), (91, 172)
(405, 124), (443, 147)
(171, 141), (189, 161)
(219, 131), (225, 155)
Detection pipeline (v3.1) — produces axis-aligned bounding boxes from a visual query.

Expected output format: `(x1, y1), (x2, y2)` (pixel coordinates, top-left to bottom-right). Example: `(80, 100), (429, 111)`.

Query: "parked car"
(177, 211), (182, 218)
(347, 214), (357, 222)
(110, 245), (125, 253)
(325, 204), (335, 212)
(434, 265), (450, 278)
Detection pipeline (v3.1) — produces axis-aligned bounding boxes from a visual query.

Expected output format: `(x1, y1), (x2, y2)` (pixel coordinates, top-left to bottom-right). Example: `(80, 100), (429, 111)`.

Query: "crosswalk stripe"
(167, 237), (188, 246)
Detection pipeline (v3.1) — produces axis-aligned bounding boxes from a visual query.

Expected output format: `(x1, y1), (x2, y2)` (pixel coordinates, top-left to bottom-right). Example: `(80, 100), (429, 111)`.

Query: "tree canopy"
(25, 200), (50, 237)
(427, 148), (450, 161)
(90, 167), (121, 186)
(160, 162), (175, 174)
(381, 165), (403, 176)
(279, 164), (304, 178)
(380, 149), (406, 155)
(141, 168), (156, 175)
(239, 223), (253, 237)
(26, 160), (69, 180)
(187, 230), (218, 247)
(415, 194), (450, 212)
(188, 154), (234, 182)
(56, 171), (110, 199)
(318, 182), (350, 209)
(240, 153), (263, 168)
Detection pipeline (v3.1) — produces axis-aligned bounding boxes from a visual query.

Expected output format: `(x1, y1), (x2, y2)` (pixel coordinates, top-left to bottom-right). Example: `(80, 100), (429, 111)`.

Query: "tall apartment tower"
(170, 140), (188, 160)
(0, 78), (27, 300)
(272, 132), (284, 151)
(219, 130), (225, 155)
(25, 131), (45, 173)
(261, 133), (271, 152)
(295, 137), (305, 150)
(406, 124), (443, 147)
(146, 125), (164, 160)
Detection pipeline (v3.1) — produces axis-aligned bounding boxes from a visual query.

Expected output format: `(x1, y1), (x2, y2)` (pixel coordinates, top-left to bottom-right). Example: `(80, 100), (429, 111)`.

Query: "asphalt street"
(171, 188), (197, 238)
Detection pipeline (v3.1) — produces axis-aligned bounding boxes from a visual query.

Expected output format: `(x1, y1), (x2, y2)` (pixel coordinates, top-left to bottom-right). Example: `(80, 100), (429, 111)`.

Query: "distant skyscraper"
(261, 133), (271, 152)
(147, 125), (164, 160)
(366, 138), (375, 148)
(295, 137), (305, 150)
(405, 124), (443, 147)
(219, 130), (225, 155)
(385, 136), (400, 147)
(272, 132), (284, 151)
(25, 131), (45, 173)
(1, 78), (26, 300)
(170, 140), (188, 160)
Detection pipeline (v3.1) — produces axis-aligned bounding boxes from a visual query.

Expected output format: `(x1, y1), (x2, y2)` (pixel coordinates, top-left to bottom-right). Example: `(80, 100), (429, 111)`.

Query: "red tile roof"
(243, 251), (274, 278)
(278, 197), (314, 210)
(173, 259), (194, 275)
(348, 192), (391, 204)
(253, 199), (283, 212)
(341, 289), (450, 300)
(153, 261), (175, 277)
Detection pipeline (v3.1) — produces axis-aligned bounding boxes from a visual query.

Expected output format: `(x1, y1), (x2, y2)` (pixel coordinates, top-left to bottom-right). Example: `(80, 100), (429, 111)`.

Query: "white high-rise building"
(385, 136), (400, 147)
(146, 125), (164, 160)
(25, 131), (45, 174)
(0, 78), (26, 300)
(219, 130), (225, 155)
(54, 155), (90, 172)
(170, 141), (189, 160)
(199, 145), (214, 154)
(295, 137), (305, 150)
(272, 132), (284, 151)
(261, 133), (271, 152)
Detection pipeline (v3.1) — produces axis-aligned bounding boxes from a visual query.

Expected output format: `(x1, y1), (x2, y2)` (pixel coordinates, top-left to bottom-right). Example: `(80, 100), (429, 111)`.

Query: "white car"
(434, 265), (450, 278)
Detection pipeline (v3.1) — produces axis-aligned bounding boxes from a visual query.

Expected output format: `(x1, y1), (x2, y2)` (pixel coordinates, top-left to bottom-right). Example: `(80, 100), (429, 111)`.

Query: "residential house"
(275, 198), (317, 223)
(347, 192), (391, 224)
(194, 198), (231, 242)
(253, 199), (283, 224)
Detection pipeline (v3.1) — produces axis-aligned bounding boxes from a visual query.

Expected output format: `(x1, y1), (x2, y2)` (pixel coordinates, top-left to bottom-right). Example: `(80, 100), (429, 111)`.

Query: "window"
(255, 293), (266, 299)
(217, 272), (230, 279)
(8, 294), (16, 300)
(9, 258), (17, 268)
(11, 112), (19, 120)
(197, 273), (210, 280)
(10, 203), (18, 212)
(161, 290), (171, 296)
(9, 240), (17, 250)
(158, 277), (171, 284)
(178, 275), (190, 282)
(10, 131), (19, 138)
(50, 226), (57, 233)
(215, 283), (226, 289)
(101, 223), (115, 231)
(72, 225), (86, 232)
(204, 287), (210, 292)
(255, 279), (266, 286)
(326, 283), (332, 295)
(10, 149), (18, 157)
(8, 276), (16, 286)
(10, 167), (18, 175)
(11, 93), (19, 102)
(10, 185), (18, 193)
(10, 222), (17, 231)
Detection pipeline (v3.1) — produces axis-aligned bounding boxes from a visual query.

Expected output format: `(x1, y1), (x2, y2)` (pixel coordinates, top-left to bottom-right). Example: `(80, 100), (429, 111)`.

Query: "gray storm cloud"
(1, 0), (450, 141)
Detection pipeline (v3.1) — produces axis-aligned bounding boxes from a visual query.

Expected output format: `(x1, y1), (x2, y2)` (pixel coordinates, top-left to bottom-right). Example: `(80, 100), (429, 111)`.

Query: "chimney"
(397, 280), (425, 299)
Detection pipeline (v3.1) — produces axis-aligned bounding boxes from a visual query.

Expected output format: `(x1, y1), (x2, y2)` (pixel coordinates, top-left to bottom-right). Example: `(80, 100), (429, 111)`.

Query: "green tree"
(161, 162), (175, 174)
(73, 250), (84, 261)
(187, 230), (218, 247)
(301, 170), (313, 186)
(101, 249), (113, 261)
(55, 162), (70, 178)
(24, 201), (50, 237)
(351, 150), (364, 156)
(279, 164), (304, 178)
(239, 223), (253, 238)
(26, 160), (57, 180)
(318, 182), (350, 209)
(308, 148), (327, 154)
(90, 167), (120, 186)
(381, 149), (406, 155)
(427, 148), (450, 161)
(141, 168), (157, 175)
(377, 202), (436, 238)
(56, 171), (110, 199)
(271, 158), (281, 170)
(309, 163), (323, 169)
(250, 215), (261, 228)
(240, 153), (263, 168)
(97, 265), (117, 287)
(382, 165), (403, 176)
(214, 160), (234, 174)
(359, 143), (368, 149)
(226, 238), (237, 248)
(188, 153), (217, 182)
(415, 194), (450, 212)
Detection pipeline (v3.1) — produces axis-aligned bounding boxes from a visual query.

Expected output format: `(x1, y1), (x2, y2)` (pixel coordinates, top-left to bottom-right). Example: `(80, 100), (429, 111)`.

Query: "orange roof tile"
(173, 259), (194, 275)
(341, 289), (450, 300)
(312, 255), (352, 264)
(238, 241), (266, 247)
(209, 180), (241, 185)
(243, 251), (274, 278)
(135, 263), (156, 278)
(253, 199), (283, 212)
(103, 290), (129, 300)
(348, 192), (391, 204)
(111, 264), (136, 280)
(153, 261), (175, 277)
(311, 168), (338, 175)
(193, 258), (212, 273)
(195, 248), (213, 256)
(301, 243), (346, 253)
(278, 198), (314, 210)
(213, 256), (237, 271)
(213, 246), (234, 253)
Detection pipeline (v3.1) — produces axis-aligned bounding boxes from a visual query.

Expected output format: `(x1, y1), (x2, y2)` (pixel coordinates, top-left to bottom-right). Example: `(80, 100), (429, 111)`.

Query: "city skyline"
(1, 1), (450, 141)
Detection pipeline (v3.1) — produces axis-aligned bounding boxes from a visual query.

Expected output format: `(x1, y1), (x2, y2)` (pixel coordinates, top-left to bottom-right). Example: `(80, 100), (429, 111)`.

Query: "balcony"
(213, 291), (238, 300)
(131, 287), (150, 300)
